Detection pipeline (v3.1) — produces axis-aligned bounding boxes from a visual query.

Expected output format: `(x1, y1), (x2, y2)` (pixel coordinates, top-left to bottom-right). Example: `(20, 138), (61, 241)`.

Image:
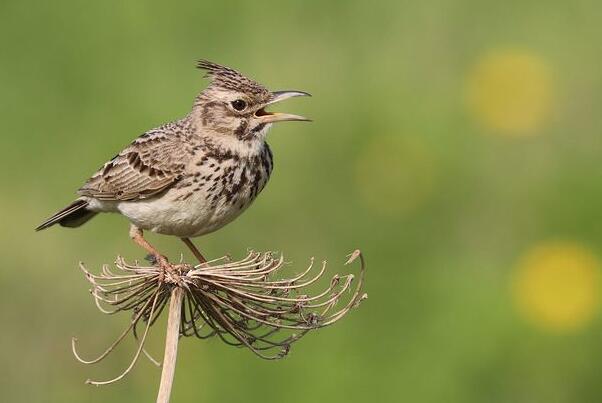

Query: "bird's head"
(191, 60), (310, 147)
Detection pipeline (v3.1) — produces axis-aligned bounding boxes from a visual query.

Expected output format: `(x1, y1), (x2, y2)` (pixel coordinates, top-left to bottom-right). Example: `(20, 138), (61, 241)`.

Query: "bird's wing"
(78, 128), (190, 201)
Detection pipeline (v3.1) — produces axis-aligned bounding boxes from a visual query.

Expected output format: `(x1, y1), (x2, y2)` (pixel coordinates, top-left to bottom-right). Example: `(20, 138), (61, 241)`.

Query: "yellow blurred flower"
(512, 241), (600, 332)
(355, 136), (436, 216)
(466, 49), (554, 136)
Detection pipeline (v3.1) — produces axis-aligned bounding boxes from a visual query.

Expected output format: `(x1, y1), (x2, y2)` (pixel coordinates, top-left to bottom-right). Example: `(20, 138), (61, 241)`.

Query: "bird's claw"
(145, 254), (172, 282)
(144, 253), (170, 269)
(158, 256), (172, 272)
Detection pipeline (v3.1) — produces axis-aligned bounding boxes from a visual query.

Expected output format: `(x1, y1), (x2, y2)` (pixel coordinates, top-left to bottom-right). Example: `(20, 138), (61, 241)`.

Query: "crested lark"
(36, 60), (310, 268)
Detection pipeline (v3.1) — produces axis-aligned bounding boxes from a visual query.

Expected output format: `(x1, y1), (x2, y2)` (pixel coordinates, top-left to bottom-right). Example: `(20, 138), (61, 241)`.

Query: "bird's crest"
(196, 59), (269, 97)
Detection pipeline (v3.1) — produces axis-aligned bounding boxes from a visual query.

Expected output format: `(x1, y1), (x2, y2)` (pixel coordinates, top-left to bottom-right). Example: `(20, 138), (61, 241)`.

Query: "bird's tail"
(35, 199), (97, 231)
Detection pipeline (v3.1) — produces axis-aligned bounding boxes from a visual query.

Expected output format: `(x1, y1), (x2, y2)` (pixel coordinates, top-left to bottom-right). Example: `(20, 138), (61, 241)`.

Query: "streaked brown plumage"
(36, 60), (310, 267)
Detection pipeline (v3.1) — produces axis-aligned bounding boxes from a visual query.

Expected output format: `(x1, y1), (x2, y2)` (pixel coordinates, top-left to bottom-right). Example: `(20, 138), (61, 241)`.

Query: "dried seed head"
(73, 249), (367, 384)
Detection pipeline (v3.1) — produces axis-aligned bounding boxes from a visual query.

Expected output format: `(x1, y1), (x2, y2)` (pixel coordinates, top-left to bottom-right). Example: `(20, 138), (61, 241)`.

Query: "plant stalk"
(156, 287), (183, 403)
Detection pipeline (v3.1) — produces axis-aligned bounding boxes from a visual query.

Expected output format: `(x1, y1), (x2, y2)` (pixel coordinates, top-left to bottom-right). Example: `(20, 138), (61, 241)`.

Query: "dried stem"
(156, 287), (184, 403)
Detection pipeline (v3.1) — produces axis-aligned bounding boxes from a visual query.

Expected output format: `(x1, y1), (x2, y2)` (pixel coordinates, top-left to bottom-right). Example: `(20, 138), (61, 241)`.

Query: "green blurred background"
(1, 1), (602, 402)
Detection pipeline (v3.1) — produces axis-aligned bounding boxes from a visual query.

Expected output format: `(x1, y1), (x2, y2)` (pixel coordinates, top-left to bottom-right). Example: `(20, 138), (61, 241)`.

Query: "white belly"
(114, 185), (254, 237)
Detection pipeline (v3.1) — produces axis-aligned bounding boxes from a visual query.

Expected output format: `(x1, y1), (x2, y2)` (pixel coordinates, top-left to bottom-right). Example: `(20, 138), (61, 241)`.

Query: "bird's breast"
(116, 146), (273, 237)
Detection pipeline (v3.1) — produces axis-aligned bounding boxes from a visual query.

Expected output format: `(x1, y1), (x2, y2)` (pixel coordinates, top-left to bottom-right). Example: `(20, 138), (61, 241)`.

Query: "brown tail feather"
(35, 199), (97, 231)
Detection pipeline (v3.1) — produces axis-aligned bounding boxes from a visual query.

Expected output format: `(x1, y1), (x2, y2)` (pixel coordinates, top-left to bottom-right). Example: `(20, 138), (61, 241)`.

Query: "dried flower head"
(73, 249), (367, 385)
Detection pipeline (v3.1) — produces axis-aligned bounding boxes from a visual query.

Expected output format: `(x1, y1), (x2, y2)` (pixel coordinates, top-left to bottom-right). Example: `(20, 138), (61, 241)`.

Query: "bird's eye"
(231, 99), (247, 111)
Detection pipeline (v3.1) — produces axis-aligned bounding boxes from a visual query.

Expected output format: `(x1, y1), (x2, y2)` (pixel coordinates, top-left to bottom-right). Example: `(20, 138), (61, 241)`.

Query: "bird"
(36, 60), (310, 269)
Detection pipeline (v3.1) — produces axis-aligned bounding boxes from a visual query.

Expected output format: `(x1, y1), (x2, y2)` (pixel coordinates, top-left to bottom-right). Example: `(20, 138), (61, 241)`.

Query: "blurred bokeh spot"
(466, 49), (554, 136)
(355, 135), (437, 216)
(513, 241), (601, 332)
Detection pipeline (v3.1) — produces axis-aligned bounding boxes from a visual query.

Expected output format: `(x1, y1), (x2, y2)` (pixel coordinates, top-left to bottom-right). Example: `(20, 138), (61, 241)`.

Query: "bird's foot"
(145, 253), (180, 283)
(145, 253), (171, 267)
(156, 255), (172, 272)
(146, 254), (175, 273)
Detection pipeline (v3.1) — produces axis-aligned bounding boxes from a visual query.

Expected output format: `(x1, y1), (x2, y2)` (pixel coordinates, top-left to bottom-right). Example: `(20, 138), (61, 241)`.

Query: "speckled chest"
(172, 143), (273, 224)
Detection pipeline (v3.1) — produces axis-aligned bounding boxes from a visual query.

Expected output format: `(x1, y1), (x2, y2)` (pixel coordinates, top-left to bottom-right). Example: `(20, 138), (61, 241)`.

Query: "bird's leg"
(180, 237), (207, 265)
(129, 224), (171, 271)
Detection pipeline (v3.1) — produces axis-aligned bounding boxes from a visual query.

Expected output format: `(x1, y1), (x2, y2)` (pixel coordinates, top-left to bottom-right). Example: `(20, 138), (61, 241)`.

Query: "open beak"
(255, 90), (311, 123)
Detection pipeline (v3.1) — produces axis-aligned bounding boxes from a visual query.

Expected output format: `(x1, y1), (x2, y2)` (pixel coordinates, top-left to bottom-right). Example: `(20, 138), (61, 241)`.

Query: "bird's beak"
(255, 90), (311, 123)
